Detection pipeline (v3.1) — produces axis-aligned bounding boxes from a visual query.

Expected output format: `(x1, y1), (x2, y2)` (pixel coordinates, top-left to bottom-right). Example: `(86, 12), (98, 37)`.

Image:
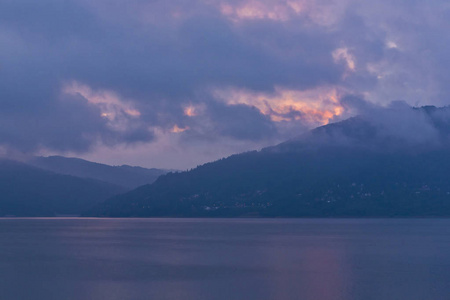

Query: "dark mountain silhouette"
(88, 105), (450, 217)
(28, 156), (169, 189)
(0, 160), (126, 216)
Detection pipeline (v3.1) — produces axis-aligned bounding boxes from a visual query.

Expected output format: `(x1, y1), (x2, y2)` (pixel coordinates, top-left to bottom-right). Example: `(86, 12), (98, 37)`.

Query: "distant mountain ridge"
(88, 105), (450, 217)
(0, 159), (126, 216)
(28, 156), (169, 189)
(270, 105), (450, 153)
(0, 156), (170, 216)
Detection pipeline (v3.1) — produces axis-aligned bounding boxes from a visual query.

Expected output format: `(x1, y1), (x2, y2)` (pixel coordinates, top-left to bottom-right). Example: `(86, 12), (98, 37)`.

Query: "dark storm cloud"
(0, 0), (348, 154)
(0, 90), (154, 153)
(1, 0), (450, 163)
(0, 0), (343, 96)
(0, 0), (100, 40)
(204, 102), (277, 141)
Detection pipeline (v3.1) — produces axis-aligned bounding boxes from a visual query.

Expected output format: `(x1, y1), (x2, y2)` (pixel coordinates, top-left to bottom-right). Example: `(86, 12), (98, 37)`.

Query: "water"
(1, 218), (450, 300)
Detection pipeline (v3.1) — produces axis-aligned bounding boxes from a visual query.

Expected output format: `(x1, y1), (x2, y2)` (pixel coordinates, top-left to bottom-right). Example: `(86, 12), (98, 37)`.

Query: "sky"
(1, 0), (450, 169)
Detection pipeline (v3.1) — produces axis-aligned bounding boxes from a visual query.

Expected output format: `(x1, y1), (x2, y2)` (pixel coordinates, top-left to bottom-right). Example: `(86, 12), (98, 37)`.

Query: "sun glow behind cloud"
(215, 86), (345, 126)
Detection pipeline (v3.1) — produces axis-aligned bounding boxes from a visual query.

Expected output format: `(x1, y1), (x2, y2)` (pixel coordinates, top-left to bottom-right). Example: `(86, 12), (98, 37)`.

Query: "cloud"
(214, 86), (345, 125)
(298, 97), (444, 151)
(1, 0), (450, 167)
(356, 100), (440, 147)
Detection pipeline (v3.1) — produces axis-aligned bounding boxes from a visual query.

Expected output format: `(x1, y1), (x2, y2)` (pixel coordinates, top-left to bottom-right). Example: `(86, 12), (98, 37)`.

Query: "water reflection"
(256, 229), (350, 300)
(1, 218), (450, 300)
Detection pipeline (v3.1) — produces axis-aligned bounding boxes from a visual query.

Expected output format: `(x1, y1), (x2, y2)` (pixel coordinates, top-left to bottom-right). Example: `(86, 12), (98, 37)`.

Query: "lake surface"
(1, 218), (450, 300)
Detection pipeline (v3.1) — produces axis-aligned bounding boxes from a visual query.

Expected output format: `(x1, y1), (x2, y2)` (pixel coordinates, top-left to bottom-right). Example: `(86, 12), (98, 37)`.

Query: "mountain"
(0, 160), (126, 216)
(273, 105), (450, 153)
(88, 105), (450, 217)
(28, 156), (169, 189)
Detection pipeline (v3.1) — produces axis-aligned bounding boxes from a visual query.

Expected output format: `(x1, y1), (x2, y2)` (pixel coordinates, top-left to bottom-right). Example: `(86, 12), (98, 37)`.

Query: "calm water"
(1, 218), (450, 300)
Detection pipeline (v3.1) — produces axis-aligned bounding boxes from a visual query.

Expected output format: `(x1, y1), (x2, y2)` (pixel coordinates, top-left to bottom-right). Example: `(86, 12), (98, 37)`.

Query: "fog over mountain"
(274, 101), (450, 152)
(89, 105), (450, 217)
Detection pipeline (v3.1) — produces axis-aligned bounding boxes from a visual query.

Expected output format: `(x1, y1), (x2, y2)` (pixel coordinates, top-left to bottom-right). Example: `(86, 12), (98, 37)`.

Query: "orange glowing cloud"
(215, 86), (345, 126)
(220, 0), (305, 22)
(218, 0), (348, 25)
(62, 81), (141, 122)
(184, 105), (198, 117)
(171, 124), (190, 133)
(183, 103), (206, 117)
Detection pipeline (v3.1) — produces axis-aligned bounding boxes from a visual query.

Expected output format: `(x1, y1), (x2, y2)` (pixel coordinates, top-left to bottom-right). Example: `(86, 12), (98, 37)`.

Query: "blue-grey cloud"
(1, 0), (450, 167)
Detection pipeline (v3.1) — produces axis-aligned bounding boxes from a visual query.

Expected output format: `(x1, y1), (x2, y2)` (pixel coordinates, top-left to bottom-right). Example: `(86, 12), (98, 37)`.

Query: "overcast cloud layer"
(1, 0), (450, 168)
